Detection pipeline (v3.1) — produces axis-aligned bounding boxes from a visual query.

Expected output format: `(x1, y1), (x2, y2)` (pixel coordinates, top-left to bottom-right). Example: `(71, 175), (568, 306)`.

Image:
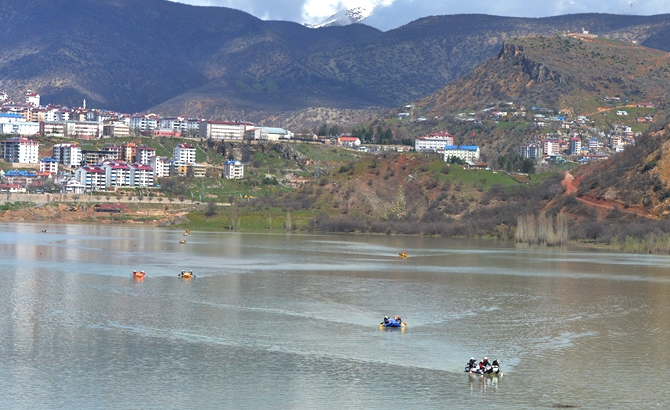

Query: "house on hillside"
(338, 135), (361, 148)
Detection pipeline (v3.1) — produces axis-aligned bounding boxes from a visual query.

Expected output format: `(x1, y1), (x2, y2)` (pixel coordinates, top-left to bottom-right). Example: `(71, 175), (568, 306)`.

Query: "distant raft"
(133, 270), (146, 279)
(180, 239), (186, 244)
(179, 270), (195, 279)
(399, 252), (408, 258)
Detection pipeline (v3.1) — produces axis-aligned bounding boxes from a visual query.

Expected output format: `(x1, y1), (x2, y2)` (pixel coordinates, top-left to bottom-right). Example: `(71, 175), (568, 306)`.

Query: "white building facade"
(223, 160), (244, 179)
(1, 137), (39, 163)
(443, 145), (480, 163)
(173, 144), (196, 164)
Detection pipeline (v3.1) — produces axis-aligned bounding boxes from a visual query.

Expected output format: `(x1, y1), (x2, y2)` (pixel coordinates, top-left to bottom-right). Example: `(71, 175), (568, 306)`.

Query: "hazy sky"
(170, 0), (669, 30)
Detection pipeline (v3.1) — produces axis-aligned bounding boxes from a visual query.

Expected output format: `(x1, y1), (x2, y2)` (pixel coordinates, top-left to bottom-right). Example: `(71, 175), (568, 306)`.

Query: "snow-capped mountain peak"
(306, 6), (373, 28)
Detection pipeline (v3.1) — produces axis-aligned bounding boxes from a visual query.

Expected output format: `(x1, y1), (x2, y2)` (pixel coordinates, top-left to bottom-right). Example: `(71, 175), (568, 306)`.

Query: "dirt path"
(560, 172), (655, 218)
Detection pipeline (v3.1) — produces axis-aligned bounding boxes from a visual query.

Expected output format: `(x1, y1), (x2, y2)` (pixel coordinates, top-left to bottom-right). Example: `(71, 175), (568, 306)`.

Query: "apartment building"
(443, 145), (480, 163)
(1, 137), (39, 163)
(53, 143), (82, 167)
(173, 143), (196, 164)
(223, 160), (244, 179)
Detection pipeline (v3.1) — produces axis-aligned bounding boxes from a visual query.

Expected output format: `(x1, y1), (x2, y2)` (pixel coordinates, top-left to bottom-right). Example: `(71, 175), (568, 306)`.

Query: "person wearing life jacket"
(492, 359), (499, 367)
(382, 316), (389, 325)
(481, 357), (490, 367)
(395, 316), (402, 324)
(467, 357), (477, 369)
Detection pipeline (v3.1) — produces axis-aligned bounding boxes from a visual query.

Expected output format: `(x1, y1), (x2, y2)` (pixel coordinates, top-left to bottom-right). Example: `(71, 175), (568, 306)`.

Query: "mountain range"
(2, 0), (670, 128)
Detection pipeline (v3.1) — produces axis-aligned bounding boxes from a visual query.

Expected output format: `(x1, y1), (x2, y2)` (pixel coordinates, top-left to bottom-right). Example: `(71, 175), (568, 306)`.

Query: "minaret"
(83, 99), (86, 109)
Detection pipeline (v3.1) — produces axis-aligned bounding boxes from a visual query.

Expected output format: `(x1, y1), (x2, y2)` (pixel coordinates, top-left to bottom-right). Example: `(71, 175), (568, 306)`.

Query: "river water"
(1, 223), (669, 409)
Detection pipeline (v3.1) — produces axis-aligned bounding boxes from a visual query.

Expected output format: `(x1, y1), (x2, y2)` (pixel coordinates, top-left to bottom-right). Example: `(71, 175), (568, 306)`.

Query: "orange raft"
(398, 252), (408, 258)
(133, 270), (146, 279)
(179, 270), (195, 279)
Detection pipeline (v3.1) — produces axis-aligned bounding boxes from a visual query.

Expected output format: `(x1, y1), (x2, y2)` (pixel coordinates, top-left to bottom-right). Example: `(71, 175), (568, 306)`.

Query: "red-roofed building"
(338, 135), (361, 148)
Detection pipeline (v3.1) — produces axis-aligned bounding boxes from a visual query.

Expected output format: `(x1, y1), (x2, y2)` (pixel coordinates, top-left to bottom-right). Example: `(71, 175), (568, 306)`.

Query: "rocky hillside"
(416, 35), (670, 117)
(574, 123), (670, 217)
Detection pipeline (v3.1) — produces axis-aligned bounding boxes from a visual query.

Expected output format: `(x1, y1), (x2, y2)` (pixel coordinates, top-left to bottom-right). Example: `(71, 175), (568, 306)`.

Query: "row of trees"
(515, 213), (569, 246)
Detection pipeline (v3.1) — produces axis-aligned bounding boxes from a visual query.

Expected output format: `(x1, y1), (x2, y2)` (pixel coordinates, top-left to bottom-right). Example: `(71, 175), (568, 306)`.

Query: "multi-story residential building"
(520, 143), (541, 159)
(75, 165), (106, 191)
(0, 122), (40, 136)
(102, 121), (130, 137)
(25, 90), (40, 107)
(40, 157), (59, 174)
(542, 138), (560, 155)
(172, 162), (188, 177)
(53, 143), (82, 167)
(414, 131), (454, 152)
(187, 163), (206, 178)
(135, 146), (156, 165)
(588, 137), (600, 151)
(65, 121), (102, 139)
(173, 144), (196, 164)
(120, 143), (137, 163)
(443, 145), (480, 163)
(129, 115), (157, 133)
(199, 120), (253, 140)
(1, 137), (39, 163)
(570, 137), (582, 155)
(150, 156), (171, 178)
(129, 163), (154, 187)
(81, 150), (115, 166)
(223, 160), (244, 179)
(102, 161), (131, 188)
(102, 144), (122, 160)
(40, 121), (66, 137)
(0, 113), (26, 123)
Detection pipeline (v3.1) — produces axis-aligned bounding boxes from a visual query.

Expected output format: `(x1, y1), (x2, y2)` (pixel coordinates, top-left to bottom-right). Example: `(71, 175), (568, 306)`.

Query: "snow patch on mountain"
(305, 7), (373, 28)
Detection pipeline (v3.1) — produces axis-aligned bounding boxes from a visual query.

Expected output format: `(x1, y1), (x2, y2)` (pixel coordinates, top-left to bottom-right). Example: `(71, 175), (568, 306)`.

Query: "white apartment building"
(542, 139), (560, 155)
(570, 138), (582, 155)
(0, 113), (26, 123)
(40, 157), (59, 174)
(53, 143), (83, 167)
(135, 146), (156, 165)
(443, 145), (480, 163)
(1, 137), (39, 163)
(415, 131), (454, 152)
(25, 90), (40, 107)
(150, 156), (171, 178)
(129, 163), (154, 187)
(65, 121), (102, 139)
(199, 120), (253, 140)
(129, 115), (157, 132)
(223, 160), (244, 179)
(173, 144), (196, 164)
(0, 122), (40, 136)
(75, 165), (106, 191)
(41, 121), (66, 137)
(102, 161), (132, 188)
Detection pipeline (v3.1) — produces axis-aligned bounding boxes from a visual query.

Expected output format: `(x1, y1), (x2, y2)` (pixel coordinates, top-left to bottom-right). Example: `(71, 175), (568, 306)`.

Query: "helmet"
(471, 357), (475, 360)
(484, 357), (488, 360)
(384, 316), (388, 319)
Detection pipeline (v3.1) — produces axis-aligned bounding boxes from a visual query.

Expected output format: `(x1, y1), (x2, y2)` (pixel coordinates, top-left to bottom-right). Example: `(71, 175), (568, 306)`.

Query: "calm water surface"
(1, 223), (669, 409)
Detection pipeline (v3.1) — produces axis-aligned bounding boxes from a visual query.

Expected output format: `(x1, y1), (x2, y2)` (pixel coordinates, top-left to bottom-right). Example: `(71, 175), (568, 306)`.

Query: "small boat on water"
(180, 239), (186, 244)
(380, 316), (406, 328)
(179, 270), (195, 279)
(465, 358), (502, 376)
(133, 270), (146, 279)
(399, 252), (408, 258)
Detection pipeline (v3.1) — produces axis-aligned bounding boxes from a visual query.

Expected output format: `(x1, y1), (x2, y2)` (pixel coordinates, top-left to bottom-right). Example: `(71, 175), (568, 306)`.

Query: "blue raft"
(380, 319), (405, 328)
